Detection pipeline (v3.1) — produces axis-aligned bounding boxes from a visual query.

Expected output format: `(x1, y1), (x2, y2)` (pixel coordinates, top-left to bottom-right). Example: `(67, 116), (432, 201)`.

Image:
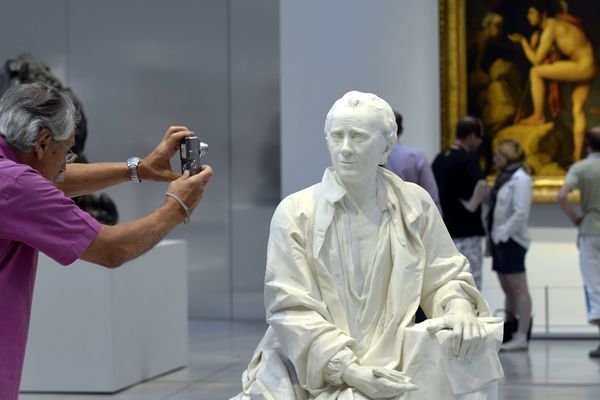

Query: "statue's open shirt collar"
(320, 166), (391, 213)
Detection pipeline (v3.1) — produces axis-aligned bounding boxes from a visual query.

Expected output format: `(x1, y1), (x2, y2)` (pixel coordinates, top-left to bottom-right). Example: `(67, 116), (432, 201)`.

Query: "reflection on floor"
(20, 319), (600, 400)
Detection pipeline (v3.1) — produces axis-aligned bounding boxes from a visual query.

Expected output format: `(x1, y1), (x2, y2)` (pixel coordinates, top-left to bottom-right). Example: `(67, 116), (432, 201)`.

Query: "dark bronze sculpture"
(0, 53), (118, 225)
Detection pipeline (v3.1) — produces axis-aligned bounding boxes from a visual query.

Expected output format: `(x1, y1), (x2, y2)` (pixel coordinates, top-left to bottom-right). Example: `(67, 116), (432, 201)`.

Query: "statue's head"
(324, 91), (397, 184)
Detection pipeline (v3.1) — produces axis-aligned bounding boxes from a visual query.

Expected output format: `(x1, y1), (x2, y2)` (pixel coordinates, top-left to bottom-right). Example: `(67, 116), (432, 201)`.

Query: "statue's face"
(326, 106), (387, 184)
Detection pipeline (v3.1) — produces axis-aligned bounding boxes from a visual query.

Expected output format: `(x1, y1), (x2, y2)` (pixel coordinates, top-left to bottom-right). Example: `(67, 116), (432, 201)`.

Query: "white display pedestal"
(20, 240), (188, 393)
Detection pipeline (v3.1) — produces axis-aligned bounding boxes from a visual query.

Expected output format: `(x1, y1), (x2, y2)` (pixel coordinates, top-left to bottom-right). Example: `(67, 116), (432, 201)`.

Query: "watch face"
(128, 157), (141, 166)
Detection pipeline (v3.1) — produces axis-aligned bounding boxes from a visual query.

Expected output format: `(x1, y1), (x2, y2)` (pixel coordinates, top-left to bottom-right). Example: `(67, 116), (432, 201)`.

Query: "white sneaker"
(500, 333), (528, 352)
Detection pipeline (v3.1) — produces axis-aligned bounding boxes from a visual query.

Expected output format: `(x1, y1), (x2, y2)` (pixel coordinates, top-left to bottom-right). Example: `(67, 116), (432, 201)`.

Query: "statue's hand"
(507, 33), (525, 43)
(426, 300), (483, 361)
(138, 126), (195, 181)
(342, 363), (417, 399)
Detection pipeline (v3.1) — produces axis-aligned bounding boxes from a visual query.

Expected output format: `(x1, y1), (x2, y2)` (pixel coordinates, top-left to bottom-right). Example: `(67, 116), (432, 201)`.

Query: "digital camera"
(180, 136), (208, 175)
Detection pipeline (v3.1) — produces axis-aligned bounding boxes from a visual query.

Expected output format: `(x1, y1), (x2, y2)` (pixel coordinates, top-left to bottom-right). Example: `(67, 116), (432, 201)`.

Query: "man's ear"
(379, 142), (393, 164)
(33, 128), (53, 160)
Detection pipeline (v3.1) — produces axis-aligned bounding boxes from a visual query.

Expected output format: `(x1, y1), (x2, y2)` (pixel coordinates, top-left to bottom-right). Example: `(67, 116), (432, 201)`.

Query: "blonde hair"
(495, 139), (525, 164)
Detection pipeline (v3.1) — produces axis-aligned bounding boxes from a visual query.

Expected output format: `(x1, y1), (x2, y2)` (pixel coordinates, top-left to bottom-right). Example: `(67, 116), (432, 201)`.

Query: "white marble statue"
(231, 91), (504, 400)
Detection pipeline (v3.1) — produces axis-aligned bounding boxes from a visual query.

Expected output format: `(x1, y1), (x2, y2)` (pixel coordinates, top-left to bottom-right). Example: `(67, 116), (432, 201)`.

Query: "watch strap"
(127, 157), (141, 183)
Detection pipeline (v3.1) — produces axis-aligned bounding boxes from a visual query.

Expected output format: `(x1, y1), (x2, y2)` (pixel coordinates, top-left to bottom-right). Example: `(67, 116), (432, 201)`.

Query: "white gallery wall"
(281, 0), (441, 196)
(0, 0), (280, 320)
(280, 0), (589, 335)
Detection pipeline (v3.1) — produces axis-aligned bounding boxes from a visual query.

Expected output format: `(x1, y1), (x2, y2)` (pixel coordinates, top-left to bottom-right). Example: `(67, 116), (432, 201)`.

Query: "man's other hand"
(139, 126), (195, 181)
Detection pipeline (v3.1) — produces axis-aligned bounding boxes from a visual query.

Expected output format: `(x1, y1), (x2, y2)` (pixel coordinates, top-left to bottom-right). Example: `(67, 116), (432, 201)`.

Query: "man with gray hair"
(0, 82), (213, 399)
(231, 91), (502, 400)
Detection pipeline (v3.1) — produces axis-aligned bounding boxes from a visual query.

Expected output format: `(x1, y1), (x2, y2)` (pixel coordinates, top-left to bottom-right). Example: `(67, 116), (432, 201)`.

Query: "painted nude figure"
(508, 1), (597, 161)
(230, 91), (503, 399)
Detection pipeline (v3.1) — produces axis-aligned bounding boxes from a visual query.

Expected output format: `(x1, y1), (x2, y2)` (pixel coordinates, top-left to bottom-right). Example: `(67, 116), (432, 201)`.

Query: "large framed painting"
(440, 0), (600, 202)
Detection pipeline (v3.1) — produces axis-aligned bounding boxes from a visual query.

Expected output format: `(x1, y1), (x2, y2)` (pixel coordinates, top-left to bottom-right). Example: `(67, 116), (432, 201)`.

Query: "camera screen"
(180, 142), (187, 160)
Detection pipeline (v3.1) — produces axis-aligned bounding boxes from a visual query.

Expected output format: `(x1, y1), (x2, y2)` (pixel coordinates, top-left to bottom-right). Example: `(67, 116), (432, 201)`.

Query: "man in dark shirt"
(432, 116), (487, 288)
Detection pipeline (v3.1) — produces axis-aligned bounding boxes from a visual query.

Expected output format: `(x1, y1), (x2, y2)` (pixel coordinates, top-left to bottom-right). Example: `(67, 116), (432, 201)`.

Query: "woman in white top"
(488, 139), (533, 351)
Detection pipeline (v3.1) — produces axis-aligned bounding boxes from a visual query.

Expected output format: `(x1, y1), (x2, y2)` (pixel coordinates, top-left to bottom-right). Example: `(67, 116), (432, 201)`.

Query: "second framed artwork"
(440, 0), (600, 202)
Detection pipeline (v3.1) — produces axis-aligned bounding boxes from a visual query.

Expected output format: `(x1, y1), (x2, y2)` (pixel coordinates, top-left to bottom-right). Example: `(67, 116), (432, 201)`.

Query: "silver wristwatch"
(127, 157), (142, 183)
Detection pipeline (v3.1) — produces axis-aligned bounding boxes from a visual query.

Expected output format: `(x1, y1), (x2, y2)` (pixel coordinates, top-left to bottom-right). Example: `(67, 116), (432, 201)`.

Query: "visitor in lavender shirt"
(0, 82), (213, 400)
(383, 111), (441, 211)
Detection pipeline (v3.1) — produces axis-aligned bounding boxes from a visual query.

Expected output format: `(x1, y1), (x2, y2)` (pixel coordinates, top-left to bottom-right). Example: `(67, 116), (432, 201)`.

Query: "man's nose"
(340, 137), (352, 156)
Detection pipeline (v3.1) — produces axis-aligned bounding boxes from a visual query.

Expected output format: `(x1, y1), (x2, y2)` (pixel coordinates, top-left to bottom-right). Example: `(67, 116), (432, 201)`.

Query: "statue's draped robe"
(233, 168), (503, 400)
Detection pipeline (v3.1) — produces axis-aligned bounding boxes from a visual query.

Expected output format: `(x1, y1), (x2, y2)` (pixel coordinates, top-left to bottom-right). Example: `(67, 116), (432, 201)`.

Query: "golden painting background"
(438, 0), (600, 202)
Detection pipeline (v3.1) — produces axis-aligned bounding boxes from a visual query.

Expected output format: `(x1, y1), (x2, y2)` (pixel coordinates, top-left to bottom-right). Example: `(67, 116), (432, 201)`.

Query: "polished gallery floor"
(20, 319), (600, 400)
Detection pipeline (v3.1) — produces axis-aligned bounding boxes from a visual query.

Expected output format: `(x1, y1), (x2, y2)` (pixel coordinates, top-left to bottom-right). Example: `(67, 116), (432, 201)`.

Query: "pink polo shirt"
(0, 137), (101, 400)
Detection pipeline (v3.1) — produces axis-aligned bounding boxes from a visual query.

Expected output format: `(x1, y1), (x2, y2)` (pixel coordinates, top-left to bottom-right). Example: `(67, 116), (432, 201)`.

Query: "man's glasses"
(57, 141), (78, 164)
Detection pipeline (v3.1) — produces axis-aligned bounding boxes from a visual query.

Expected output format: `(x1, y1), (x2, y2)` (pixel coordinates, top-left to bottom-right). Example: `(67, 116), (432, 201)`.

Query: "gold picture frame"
(439, 0), (580, 203)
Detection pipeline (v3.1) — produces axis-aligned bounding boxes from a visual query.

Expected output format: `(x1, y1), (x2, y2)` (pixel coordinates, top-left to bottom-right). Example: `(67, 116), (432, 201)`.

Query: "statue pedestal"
(20, 240), (188, 393)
